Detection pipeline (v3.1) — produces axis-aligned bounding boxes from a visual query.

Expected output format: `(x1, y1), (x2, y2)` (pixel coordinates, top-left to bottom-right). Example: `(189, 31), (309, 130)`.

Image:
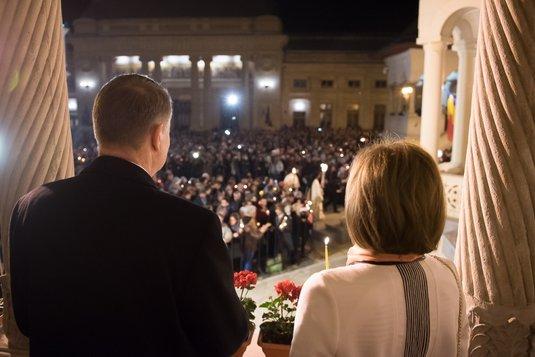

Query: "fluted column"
(190, 55), (200, 131)
(202, 55), (212, 130)
(420, 41), (446, 161)
(456, 0), (535, 355)
(0, 0), (74, 352)
(449, 42), (476, 173)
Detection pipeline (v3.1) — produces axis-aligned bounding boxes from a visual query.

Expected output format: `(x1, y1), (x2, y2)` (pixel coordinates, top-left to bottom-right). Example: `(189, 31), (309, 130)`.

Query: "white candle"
(324, 237), (330, 270)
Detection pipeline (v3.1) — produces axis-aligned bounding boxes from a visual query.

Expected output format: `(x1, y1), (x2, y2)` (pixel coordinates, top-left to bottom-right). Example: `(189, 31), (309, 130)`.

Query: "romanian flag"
(446, 94), (455, 141)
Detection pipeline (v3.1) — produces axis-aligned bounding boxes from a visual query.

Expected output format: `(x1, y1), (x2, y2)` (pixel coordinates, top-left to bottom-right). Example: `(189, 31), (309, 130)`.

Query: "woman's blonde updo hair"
(345, 140), (445, 255)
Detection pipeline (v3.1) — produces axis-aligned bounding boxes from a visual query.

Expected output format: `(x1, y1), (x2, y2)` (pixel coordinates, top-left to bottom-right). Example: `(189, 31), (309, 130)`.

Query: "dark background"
(61, 0), (419, 36)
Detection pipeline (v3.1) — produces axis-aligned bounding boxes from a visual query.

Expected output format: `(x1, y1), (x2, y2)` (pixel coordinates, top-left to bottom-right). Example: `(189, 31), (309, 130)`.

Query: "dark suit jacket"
(9, 156), (248, 356)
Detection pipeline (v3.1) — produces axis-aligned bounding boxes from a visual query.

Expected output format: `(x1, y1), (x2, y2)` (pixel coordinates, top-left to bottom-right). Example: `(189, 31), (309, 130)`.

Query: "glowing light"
(192, 151), (200, 159)
(68, 98), (78, 111)
(301, 150), (306, 155)
(320, 163), (328, 173)
(226, 93), (240, 107)
(340, 153), (344, 158)
(437, 149), (444, 158)
(259, 78), (276, 89)
(318, 128), (323, 132)
(224, 129), (231, 136)
(164, 55), (189, 65)
(231, 116), (237, 121)
(291, 167), (297, 174)
(79, 79), (96, 89)
(401, 86), (414, 96)
(360, 137), (367, 143)
(213, 55), (233, 63)
(115, 56), (130, 65)
(237, 144), (243, 150)
(292, 100), (306, 112)
(324, 237), (330, 245)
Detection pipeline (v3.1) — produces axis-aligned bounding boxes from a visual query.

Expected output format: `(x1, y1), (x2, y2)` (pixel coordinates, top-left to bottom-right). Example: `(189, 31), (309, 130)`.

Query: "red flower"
(291, 285), (302, 303)
(234, 270), (257, 290)
(274, 280), (302, 302)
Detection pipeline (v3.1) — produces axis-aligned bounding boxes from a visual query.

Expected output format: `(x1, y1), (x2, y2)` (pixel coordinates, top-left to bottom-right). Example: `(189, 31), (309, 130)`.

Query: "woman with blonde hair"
(291, 141), (468, 357)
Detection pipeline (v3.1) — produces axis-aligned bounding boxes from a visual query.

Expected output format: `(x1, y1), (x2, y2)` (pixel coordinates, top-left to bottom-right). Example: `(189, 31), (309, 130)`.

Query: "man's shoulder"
(17, 177), (78, 206)
(153, 190), (217, 221)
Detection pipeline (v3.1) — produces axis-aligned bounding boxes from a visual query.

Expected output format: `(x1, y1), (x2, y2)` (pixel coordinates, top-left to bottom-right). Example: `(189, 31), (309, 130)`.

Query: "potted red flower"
(258, 280), (302, 357)
(233, 270), (258, 357)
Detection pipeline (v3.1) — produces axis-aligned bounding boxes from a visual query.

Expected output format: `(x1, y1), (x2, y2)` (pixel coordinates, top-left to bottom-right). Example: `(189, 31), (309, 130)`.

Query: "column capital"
(423, 40), (448, 53)
(201, 54), (212, 63)
(452, 40), (477, 55)
(189, 54), (200, 63)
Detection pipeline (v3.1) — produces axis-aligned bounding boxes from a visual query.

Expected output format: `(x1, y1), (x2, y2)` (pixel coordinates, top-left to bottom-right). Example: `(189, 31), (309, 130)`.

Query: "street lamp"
(79, 79), (96, 90)
(226, 93), (240, 107)
(401, 86), (414, 97)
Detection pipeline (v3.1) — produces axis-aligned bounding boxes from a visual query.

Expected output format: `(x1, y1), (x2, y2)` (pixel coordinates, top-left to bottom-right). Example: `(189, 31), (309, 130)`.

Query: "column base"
(466, 296), (535, 356)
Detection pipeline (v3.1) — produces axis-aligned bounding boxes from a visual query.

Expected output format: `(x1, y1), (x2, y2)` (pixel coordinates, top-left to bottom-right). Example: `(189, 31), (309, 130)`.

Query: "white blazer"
(291, 255), (469, 357)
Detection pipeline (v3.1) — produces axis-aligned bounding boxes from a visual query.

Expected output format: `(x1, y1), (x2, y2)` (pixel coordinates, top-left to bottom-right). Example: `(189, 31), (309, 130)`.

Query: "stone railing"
(441, 173), (464, 220)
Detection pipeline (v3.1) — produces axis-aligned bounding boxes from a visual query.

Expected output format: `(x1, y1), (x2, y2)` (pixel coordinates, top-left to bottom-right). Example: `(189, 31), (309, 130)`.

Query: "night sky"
(61, 0), (419, 36)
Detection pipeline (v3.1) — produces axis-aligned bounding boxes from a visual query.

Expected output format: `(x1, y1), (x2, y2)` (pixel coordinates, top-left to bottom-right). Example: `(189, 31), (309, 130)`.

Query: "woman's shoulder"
(422, 254), (461, 287)
(303, 263), (399, 294)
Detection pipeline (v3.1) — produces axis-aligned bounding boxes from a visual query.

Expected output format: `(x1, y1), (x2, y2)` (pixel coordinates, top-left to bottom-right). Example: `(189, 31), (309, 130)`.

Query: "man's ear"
(150, 122), (165, 151)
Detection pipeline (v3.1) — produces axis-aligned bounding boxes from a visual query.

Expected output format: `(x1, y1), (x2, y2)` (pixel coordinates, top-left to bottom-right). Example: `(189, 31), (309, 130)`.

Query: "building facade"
(66, 16), (389, 131)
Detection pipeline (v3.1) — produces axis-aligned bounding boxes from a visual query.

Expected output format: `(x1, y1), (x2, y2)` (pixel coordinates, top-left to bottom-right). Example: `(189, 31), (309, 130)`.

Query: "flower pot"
(233, 325), (255, 357)
(258, 331), (290, 357)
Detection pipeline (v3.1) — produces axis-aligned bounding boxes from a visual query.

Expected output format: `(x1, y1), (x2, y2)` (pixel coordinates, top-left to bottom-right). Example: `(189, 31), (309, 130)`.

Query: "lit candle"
(324, 237), (330, 270)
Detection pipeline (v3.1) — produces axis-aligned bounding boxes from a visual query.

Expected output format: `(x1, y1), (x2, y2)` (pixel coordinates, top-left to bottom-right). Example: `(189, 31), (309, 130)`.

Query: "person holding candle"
(291, 140), (468, 357)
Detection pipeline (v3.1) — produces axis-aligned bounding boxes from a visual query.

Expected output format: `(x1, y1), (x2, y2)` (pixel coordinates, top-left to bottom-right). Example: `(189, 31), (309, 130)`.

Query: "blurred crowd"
(74, 127), (379, 273)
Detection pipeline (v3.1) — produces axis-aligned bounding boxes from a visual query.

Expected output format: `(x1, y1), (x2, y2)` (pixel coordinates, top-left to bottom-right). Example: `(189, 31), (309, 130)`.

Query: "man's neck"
(99, 147), (152, 176)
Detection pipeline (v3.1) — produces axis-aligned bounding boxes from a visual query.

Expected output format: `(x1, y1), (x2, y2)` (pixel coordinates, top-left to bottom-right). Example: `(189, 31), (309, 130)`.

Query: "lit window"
(68, 98), (78, 112)
(292, 100), (307, 112)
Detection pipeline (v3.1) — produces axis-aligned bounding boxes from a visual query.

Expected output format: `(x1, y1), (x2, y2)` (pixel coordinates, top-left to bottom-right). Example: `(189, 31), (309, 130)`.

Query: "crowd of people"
(74, 127), (379, 273)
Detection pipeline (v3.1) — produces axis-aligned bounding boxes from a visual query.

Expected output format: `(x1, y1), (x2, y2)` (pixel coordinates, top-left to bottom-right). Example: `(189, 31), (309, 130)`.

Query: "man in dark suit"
(9, 74), (248, 356)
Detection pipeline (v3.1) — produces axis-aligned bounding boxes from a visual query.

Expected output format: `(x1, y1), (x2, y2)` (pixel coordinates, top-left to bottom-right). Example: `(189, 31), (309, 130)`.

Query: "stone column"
(190, 55), (200, 131)
(140, 56), (149, 75)
(153, 56), (162, 82)
(0, 0), (74, 352)
(419, 40), (446, 161)
(449, 42), (476, 173)
(105, 56), (113, 80)
(241, 55), (251, 130)
(202, 55), (212, 130)
(456, 0), (535, 354)
(248, 59), (256, 130)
